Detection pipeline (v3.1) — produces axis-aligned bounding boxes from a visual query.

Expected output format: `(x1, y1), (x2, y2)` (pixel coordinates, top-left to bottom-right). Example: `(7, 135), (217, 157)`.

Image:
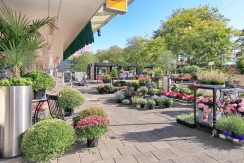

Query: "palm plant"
(0, 6), (56, 77)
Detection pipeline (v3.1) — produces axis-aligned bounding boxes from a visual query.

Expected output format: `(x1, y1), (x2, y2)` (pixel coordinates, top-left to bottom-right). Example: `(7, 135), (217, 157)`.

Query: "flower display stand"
(191, 84), (227, 132)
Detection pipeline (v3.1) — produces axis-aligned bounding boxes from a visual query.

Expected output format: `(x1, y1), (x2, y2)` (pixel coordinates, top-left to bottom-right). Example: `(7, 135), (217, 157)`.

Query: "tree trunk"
(12, 65), (20, 78)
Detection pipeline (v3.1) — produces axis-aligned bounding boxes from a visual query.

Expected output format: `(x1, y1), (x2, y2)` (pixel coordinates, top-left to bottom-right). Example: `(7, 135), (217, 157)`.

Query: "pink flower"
(197, 103), (205, 109)
(238, 107), (244, 112)
(202, 97), (209, 103)
(196, 98), (201, 103)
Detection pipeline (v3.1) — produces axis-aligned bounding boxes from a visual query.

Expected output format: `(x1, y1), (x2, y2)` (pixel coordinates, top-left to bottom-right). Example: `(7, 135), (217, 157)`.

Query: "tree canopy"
(154, 5), (233, 66)
(72, 52), (98, 72)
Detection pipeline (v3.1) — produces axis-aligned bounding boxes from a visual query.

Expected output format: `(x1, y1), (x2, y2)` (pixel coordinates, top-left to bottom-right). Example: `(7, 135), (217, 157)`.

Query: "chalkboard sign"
(63, 71), (72, 83)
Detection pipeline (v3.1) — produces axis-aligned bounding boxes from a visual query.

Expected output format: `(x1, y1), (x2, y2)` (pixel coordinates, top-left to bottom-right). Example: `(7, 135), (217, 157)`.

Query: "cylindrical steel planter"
(0, 86), (32, 158)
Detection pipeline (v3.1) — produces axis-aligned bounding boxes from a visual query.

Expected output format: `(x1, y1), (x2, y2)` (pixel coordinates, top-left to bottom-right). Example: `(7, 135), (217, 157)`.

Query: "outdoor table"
(32, 98), (48, 124)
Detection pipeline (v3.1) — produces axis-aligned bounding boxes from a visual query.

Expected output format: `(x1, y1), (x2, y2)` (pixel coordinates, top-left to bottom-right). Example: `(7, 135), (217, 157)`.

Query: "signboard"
(104, 0), (127, 14)
(208, 62), (215, 66)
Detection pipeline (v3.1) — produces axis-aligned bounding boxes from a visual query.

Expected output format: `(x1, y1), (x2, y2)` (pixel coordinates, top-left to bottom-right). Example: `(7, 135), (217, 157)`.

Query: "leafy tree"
(123, 36), (147, 68)
(235, 29), (244, 56)
(0, 6), (56, 77)
(157, 51), (176, 75)
(96, 45), (125, 64)
(72, 52), (98, 72)
(154, 5), (233, 66)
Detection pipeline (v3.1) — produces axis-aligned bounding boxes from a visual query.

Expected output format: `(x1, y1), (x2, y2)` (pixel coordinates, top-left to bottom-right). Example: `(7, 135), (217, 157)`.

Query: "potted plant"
(231, 116), (244, 140)
(102, 75), (111, 83)
(58, 88), (84, 116)
(197, 70), (227, 86)
(165, 98), (173, 108)
(76, 116), (110, 147)
(132, 96), (141, 108)
(96, 85), (104, 93)
(111, 67), (118, 79)
(139, 86), (148, 95)
(0, 5), (56, 158)
(147, 99), (156, 110)
(115, 91), (125, 103)
(21, 119), (75, 162)
(176, 113), (198, 128)
(103, 84), (114, 94)
(122, 99), (131, 105)
(216, 116), (233, 137)
(23, 71), (55, 99)
(139, 98), (147, 109)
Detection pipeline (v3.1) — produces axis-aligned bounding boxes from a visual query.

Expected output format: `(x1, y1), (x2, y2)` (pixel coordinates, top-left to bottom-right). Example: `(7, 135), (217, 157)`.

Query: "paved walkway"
(2, 81), (244, 163)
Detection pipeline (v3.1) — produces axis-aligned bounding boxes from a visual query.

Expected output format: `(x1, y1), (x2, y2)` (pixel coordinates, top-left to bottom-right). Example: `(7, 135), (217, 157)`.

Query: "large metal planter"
(0, 86), (32, 158)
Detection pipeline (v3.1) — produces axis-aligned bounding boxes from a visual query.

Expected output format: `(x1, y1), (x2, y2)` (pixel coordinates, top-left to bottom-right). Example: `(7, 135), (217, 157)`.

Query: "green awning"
(63, 21), (94, 60)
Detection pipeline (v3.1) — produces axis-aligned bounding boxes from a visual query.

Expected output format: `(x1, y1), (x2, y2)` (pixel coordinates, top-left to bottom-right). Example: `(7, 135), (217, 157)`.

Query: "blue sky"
(92, 0), (244, 53)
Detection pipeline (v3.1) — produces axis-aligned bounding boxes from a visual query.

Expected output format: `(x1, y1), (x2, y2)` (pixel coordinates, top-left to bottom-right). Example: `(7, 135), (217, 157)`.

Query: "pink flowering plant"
(218, 98), (244, 115)
(76, 116), (110, 139)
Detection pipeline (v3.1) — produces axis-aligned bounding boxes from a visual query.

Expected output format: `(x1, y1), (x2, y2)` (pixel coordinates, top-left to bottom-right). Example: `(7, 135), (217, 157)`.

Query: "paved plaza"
(2, 81), (244, 163)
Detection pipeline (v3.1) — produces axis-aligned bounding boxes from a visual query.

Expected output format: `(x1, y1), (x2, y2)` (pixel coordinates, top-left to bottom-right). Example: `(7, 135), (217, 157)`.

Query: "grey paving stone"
(93, 158), (115, 163)
(150, 141), (172, 150)
(133, 152), (159, 163)
(117, 145), (140, 156)
(58, 153), (80, 163)
(114, 155), (138, 163)
(99, 148), (121, 159)
(172, 153), (218, 163)
(103, 139), (125, 149)
(80, 149), (102, 162)
(151, 149), (177, 161)
(135, 143), (157, 152)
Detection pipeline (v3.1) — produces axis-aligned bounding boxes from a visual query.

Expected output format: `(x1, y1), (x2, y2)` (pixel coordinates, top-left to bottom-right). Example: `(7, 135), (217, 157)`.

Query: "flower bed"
(162, 91), (194, 102)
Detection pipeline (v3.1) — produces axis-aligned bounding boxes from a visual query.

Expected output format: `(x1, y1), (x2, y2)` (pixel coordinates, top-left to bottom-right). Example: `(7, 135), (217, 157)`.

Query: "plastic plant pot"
(222, 130), (233, 137)
(233, 133), (244, 140)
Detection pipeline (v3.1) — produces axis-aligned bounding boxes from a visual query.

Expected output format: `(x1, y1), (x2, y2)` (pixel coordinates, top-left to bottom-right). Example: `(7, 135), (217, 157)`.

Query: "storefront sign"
(105, 0), (127, 14)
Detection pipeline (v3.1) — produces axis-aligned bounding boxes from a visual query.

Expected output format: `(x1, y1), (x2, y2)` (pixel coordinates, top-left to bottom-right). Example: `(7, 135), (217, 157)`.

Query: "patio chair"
(46, 94), (64, 120)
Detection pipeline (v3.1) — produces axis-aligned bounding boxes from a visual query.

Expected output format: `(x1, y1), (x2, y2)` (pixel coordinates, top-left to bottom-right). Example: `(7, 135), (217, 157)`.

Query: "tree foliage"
(96, 45), (125, 64)
(72, 52), (98, 72)
(154, 5), (233, 66)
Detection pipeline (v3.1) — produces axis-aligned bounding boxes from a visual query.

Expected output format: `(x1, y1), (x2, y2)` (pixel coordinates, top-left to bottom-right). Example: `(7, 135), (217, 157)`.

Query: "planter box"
(219, 134), (244, 146)
(0, 86), (32, 157)
(176, 119), (196, 128)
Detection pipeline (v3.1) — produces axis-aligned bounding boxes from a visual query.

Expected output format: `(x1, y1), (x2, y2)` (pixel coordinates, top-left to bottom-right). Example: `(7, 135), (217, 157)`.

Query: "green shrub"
(237, 57), (244, 74)
(139, 77), (151, 86)
(165, 98), (173, 105)
(131, 81), (140, 90)
(217, 116), (244, 134)
(148, 89), (160, 95)
(122, 99), (131, 105)
(103, 84), (114, 93)
(79, 108), (107, 119)
(139, 98), (147, 105)
(183, 65), (199, 74)
(139, 86), (148, 94)
(23, 71), (55, 91)
(111, 68), (118, 78)
(113, 81), (127, 87)
(131, 96), (141, 105)
(147, 99), (156, 106)
(21, 119), (75, 162)
(59, 88), (84, 111)
(102, 75), (111, 83)
(0, 77), (32, 86)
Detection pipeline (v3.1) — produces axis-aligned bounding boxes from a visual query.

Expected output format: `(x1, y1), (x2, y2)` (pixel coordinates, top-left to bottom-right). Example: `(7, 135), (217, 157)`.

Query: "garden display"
(21, 119), (75, 162)
(76, 116), (110, 147)
(96, 84), (115, 94)
(176, 113), (198, 128)
(197, 70), (227, 85)
(122, 99), (131, 105)
(147, 99), (156, 110)
(115, 91), (125, 103)
(216, 116), (244, 145)
(102, 75), (111, 83)
(58, 88), (84, 116)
